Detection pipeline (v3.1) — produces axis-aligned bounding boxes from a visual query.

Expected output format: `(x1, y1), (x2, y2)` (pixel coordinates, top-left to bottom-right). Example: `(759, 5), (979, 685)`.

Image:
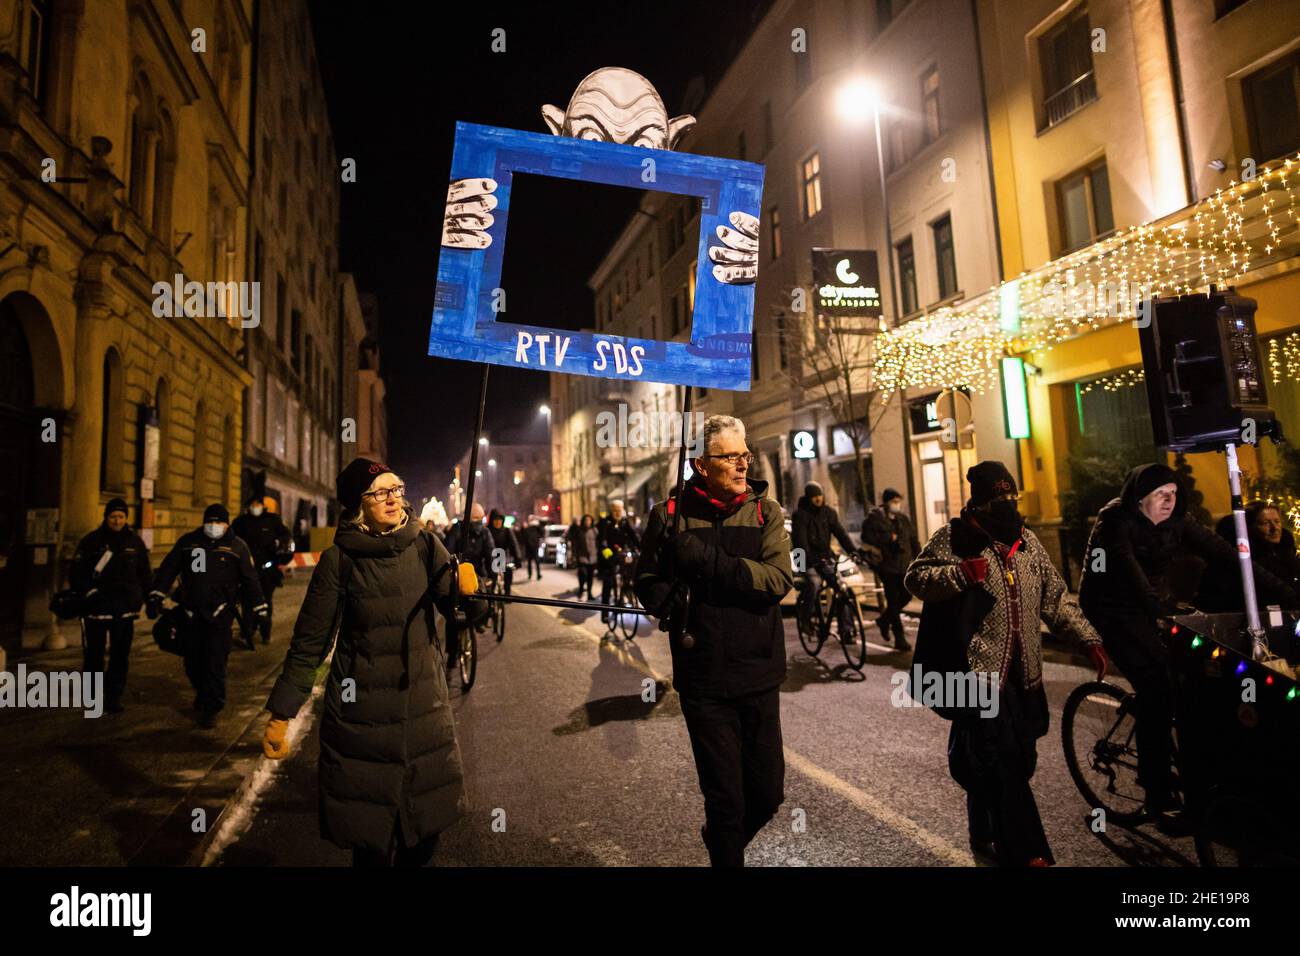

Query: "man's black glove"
(670, 532), (710, 578)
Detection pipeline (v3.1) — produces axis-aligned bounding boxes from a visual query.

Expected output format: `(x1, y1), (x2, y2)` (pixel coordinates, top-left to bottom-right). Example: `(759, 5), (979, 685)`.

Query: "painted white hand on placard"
(442, 178), (498, 249)
(709, 211), (759, 285)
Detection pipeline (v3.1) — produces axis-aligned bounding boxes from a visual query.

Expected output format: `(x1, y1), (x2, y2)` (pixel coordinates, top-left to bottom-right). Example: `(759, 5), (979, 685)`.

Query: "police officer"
(231, 494), (292, 647)
(69, 498), (152, 713)
(149, 503), (267, 728)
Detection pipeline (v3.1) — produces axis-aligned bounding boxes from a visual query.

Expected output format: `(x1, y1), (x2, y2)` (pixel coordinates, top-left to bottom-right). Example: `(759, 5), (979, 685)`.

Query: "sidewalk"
(0, 574), (310, 866)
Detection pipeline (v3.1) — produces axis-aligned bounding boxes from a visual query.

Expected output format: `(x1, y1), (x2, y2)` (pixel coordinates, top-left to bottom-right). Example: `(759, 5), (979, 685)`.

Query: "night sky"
(308, 0), (773, 502)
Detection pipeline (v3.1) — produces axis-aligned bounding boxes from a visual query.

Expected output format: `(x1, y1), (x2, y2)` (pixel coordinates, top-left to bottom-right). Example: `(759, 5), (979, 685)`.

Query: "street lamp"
(538, 404), (550, 417)
(836, 77), (899, 323)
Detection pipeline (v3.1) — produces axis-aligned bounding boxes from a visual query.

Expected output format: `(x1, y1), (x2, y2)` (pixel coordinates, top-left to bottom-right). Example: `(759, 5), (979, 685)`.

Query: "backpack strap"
(756, 498), (764, 525)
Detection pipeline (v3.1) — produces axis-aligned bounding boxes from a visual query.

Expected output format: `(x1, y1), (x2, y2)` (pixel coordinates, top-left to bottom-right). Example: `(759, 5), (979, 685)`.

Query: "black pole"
(670, 385), (693, 537)
(461, 364), (490, 528)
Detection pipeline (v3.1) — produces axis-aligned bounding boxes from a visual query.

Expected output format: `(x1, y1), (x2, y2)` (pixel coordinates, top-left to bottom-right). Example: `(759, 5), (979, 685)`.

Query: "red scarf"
(669, 480), (750, 519)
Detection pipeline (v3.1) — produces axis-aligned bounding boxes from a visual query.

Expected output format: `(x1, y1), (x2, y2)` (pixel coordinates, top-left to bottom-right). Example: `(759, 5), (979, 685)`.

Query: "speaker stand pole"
(1225, 442), (1266, 659)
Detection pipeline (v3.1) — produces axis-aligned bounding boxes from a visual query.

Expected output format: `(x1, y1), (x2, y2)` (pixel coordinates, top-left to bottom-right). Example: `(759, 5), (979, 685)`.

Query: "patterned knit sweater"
(904, 523), (1101, 689)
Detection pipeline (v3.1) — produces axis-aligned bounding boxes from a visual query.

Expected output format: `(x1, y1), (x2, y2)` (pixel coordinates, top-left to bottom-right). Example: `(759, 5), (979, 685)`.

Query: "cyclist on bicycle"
(596, 499), (640, 624)
(441, 503), (496, 656)
(791, 482), (864, 631)
(487, 508), (525, 595)
(1078, 463), (1298, 823)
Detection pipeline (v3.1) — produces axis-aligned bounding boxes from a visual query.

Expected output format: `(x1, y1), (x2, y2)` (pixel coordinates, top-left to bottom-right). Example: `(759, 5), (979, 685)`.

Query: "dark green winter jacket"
(635, 476), (793, 699)
(266, 509), (466, 852)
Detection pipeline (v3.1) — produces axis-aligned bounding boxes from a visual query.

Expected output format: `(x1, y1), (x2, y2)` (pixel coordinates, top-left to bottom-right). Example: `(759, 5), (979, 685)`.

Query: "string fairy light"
(872, 152), (1300, 395)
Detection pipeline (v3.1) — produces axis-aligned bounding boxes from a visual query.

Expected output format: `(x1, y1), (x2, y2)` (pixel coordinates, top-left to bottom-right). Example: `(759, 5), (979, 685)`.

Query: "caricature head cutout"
(541, 67), (696, 150)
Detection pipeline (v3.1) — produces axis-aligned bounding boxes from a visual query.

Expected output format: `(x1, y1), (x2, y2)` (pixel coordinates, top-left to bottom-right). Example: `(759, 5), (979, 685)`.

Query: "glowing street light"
(836, 79), (882, 124)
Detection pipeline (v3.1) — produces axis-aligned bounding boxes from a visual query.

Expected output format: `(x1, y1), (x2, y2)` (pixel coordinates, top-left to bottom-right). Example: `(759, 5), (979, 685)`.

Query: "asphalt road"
(215, 564), (1199, 867)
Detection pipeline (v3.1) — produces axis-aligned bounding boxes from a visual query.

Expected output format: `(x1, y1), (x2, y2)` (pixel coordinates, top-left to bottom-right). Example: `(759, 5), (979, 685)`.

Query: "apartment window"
(1243, 52), (1300, 164)
(776, 312), (789, 369)
(1039, 7), (1097, 130)
(802, 153), (822, 220)
(896, 237), (918, 316)
(275, 275), (287, 350)
(769, 207), (782, 260)
(290, 309), (302, 373)
(932, 215), (957, 301)
(1214, 0), (1252, 16)
(877, 0), (912, 29)
(22, 0), (52, 104)
(887, 118), (906, 172)
(1056, 159), (1113, 253)
(921, 67), (941, 145)
(762, 101), (774, 155)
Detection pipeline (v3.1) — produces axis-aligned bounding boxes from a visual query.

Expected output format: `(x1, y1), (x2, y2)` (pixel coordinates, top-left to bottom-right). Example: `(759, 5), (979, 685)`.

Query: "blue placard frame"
(430, 122), (765, 391)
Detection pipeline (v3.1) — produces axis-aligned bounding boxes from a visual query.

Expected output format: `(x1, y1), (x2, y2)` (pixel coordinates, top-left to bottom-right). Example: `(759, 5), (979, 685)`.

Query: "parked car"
(542, 524), (568, 565)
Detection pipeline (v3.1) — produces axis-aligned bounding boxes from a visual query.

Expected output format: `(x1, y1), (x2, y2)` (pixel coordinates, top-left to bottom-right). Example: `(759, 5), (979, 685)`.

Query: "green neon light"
(1001, 357), (1030, 439)
(1000, 279), (1020, 334)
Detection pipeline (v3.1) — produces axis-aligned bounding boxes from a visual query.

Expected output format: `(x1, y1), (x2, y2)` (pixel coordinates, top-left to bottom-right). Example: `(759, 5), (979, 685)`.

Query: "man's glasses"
(363, 484), (406, 503)
(705, 452), (755, 467)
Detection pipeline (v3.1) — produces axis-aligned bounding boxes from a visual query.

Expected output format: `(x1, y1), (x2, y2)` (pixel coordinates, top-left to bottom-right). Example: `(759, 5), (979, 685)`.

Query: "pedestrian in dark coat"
(861, 488), (920, 650)
(232, 494), (292, 647)
(262, 458), (473, 867)
(566, 514), (597, 598)
(905, 461), (1106, 867)
(150, 503), (266, 727)
(635, 415), (793, 867)
(520, 519), (544, 580)
(69, 498), (152, 712)
(1202, 502), (1300, 610)
(1078, 464), (1297, 816)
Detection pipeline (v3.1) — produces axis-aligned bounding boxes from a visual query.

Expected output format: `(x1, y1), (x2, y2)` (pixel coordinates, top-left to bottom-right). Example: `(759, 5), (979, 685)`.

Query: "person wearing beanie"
(262, 460), (485, 867)
(905, 460), (1107, 866)
(861, 488), (920, 650)
(232, 494), (293, 648)
(149, 503), (267, 728)
(791, 478), (862, 640)
(68, 499), (153, 713)
(1079, 463), (1298, 824)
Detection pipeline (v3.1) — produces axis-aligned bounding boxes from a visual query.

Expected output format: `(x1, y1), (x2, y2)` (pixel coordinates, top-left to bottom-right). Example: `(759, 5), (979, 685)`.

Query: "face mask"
(250, 505), (264, 517)
(204, 523), (227, 540)
(888, 502), (902, 514)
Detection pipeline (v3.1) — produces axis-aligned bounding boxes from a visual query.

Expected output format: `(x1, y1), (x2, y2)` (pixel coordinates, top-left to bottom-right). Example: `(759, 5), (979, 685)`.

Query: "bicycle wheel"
(495, 590), (507, 643)
(796, 589), (825, 656)
(1062, 681), (1145, 825)
(457, 624), (478, 691)
(603, 576), (620, 637)
(618, 584), (640, 640)
(835, 589), (868, 671)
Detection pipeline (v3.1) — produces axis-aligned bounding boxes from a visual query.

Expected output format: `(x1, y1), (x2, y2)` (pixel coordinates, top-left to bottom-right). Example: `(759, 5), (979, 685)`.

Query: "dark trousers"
(184, 614), (234, 715)
(877, 572), (908, 641)
(351, 815), (439, 867)
(526, 553), (542, 578)
(82, 617), (134, 703)
(576, 563), (594, 597)
(679, 686), (785, 867)
(948, 650), (1052, 866)
(1096, 615), (1176, 806)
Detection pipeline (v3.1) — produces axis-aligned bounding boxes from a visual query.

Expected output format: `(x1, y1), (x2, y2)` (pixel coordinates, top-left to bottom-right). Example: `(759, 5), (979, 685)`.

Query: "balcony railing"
(1039, 70), (1097, 132)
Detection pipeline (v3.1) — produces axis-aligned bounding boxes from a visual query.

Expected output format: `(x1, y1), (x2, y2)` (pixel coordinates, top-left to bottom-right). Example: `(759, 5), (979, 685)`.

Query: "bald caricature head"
(542, 67), (696, 150)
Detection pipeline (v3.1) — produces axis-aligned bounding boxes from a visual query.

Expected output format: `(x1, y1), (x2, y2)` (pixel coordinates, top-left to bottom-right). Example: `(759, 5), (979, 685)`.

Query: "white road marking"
(520, 577), (973, 866)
